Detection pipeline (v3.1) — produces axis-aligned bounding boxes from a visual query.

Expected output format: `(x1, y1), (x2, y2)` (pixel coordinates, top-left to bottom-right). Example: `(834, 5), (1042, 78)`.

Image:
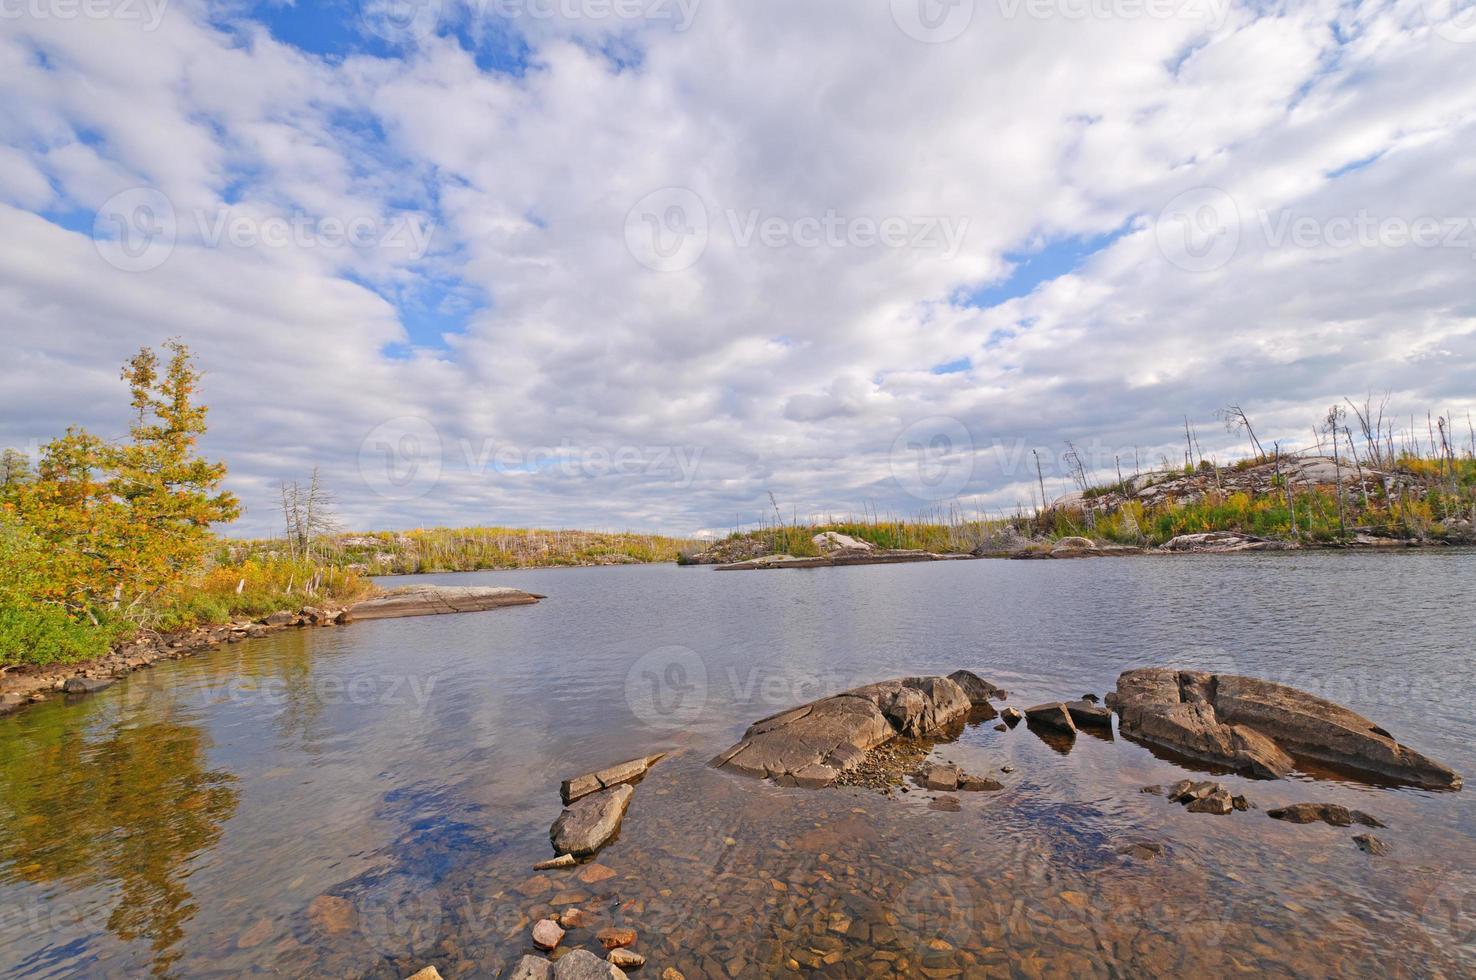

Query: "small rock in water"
(560, 907), (591, 929)
(307, 894), (357, 936)
(928, 796), (962, 812)
(1001, 764), (1015, 773)
(661, 970), (685, 980)
(1024, 702), (1077, 734)
(993, 723), (1008, 732)
(1140, 785), (1164, 796)
(550, 784), (635, 857)
(534, 854), (577, 871)
(1185, 787), (1234, 815)
(608, 949), (645, 969)
(959, 774), (1004, 792)
(1267, 803), (1383, 828)
(919, 764), (959, 791)
(579, 863), (618, 884)
(1353, 833), (1390, 855)
(1000, 708), (1024, 727)
(1232, 795), (1251, 811)
(405, 969), (444, 980)
(532, 918), (565, 950)
(597, 926), (637, 949)
(1081, 694), (1100, 703)
(1116, 841), (1167, 861)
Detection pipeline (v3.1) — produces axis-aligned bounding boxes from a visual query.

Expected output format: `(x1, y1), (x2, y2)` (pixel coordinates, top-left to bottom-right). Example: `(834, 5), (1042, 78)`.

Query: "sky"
(2, 0), (1474, 538)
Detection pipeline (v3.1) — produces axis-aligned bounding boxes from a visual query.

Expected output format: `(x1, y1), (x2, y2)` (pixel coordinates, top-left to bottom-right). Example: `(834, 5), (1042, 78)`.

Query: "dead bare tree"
(1218, 404), (1265, 460)
(1346, 392), (1389, 470)
(281, 466), (341, 559)
(1325, 406), (1347, 540)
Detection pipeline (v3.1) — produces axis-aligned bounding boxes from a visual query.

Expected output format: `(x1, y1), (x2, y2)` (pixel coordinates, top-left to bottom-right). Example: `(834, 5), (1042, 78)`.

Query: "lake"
(2, 552), (1473, 977)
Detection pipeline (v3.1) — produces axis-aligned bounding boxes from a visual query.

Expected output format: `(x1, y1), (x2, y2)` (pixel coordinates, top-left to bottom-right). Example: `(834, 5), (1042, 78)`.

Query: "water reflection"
(0, 700), (238, 976)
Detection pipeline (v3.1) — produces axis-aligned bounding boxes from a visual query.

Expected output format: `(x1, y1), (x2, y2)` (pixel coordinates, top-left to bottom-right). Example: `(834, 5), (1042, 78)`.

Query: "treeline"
(220, 526), (697, 575)
(0, 342), (367, 671)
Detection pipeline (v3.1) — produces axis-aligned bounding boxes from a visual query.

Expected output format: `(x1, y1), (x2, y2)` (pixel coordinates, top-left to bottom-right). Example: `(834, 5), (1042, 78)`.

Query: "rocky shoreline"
(0, 585), (544, 719)
(689, 528), (1466, 571)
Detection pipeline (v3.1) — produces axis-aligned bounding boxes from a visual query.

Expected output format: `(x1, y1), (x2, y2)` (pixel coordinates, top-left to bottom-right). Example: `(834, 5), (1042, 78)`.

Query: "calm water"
(2, 553), (1474, 978)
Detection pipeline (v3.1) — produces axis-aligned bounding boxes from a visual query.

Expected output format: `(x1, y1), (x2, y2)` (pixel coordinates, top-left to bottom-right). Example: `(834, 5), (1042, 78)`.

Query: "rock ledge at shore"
(1109, 667), (1461, 790)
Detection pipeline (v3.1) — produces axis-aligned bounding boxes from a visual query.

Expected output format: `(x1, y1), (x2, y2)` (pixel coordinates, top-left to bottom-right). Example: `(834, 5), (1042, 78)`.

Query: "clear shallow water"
(1, 552), (1474, 978)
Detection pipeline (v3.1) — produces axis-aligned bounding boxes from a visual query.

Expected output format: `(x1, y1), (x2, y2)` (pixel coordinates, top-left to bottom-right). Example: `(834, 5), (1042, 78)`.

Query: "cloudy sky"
(2, 0), (1474, 537)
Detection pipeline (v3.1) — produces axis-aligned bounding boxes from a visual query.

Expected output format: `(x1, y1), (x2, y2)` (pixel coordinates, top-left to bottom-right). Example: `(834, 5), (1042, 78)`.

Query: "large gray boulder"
(552, 949), (626, 979)
(1111, 668), (1460, 789)
(347, 585), (544, 621)
(711, 675), (972, 787)
(549, 784), (634, 856)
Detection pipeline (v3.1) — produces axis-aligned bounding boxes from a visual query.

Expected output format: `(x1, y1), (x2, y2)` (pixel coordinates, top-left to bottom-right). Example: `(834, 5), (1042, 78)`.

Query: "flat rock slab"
(561, 754), (665, 805)
(713, 551), (978, 570)
(550, 784), (634, 857)
(711, 676), (972, 786)
(1111, 668), (1461, 790)
(347, 585), (544, 621)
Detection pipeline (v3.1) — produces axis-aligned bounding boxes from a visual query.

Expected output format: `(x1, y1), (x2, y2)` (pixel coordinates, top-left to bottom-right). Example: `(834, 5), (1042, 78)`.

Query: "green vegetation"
(0, 342), (367, 671)
(219, 527), (698, 575)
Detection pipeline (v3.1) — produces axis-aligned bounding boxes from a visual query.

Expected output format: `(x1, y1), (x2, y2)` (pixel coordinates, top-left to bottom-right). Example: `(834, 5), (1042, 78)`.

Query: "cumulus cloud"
(0, 0), (1473, 535)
